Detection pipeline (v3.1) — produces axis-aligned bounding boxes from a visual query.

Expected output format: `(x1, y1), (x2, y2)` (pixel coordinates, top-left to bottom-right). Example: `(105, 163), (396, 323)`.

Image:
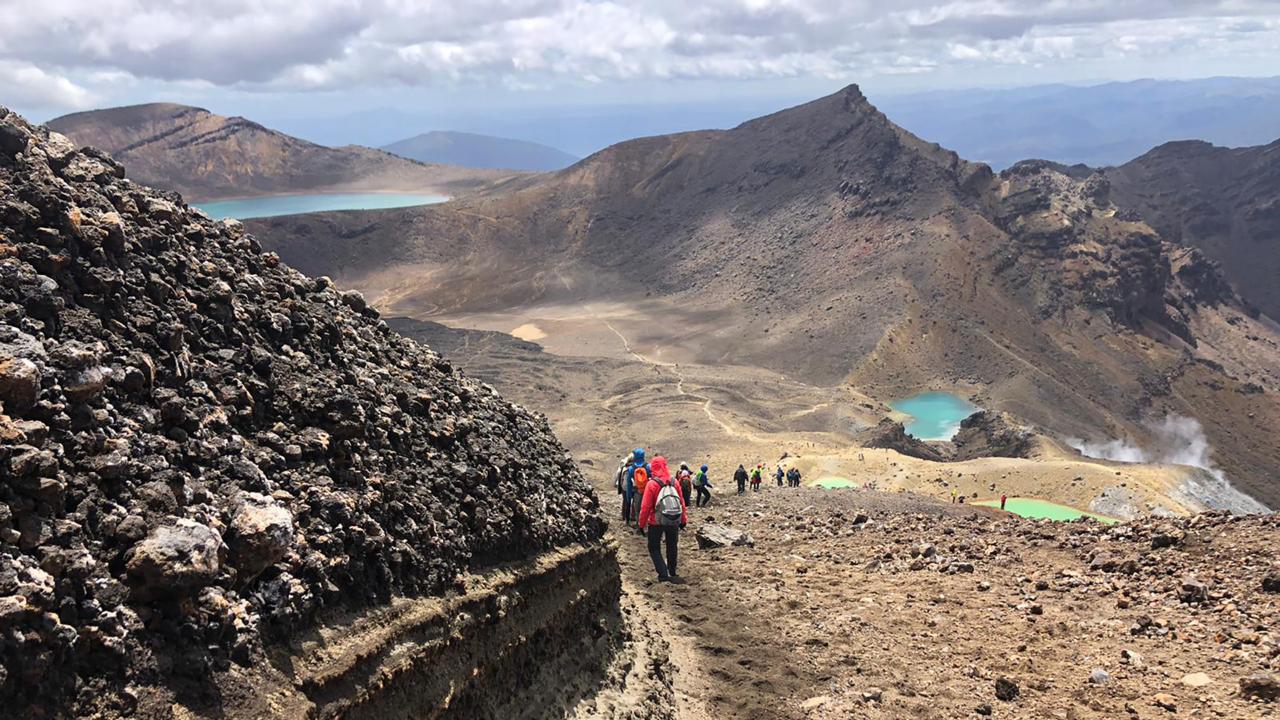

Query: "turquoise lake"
(195, 193), (448, 220)
(889, 392), (977, 440)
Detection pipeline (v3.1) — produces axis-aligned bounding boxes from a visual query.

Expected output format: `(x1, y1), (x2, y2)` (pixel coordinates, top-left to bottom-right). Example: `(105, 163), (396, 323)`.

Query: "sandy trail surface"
(606, 486), (1280, 720)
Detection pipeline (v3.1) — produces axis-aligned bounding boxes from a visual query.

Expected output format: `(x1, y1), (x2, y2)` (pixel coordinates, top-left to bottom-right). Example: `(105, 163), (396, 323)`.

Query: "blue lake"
(195, 193), (448, 220)
(889, 392), (977, 441)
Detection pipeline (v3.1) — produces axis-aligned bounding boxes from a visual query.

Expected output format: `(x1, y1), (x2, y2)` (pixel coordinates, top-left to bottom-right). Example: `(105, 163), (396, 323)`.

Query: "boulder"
(1240, 672), (1279, 702)
(229, 494), (294, 581)
(1181, 672), (1211, 688)
(696, 524), (755, 550)
(125, 520), (225, 594)
(995, 676), (1019, 702)
(0, 358), (40, 411)
(1262, 572), (1280, 593)
(1150, 525), (1185, 549)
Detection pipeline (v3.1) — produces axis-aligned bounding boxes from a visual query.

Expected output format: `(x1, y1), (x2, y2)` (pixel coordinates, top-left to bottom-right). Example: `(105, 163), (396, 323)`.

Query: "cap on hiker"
(633, 448), (645, 462)
(701, 464), (708, 472)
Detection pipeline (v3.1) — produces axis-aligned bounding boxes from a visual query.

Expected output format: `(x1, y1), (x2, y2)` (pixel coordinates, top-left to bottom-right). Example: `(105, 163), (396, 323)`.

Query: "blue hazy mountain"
(383, 131), (578, 172)
(872, 76), (1280, 169)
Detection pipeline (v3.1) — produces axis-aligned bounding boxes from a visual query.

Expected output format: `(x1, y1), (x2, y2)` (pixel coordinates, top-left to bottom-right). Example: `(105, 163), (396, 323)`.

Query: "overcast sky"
(2, 0), (1278, 145)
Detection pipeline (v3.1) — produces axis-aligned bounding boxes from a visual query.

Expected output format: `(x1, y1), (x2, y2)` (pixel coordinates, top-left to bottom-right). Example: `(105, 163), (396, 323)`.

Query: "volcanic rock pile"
(0, 107), (605, 716)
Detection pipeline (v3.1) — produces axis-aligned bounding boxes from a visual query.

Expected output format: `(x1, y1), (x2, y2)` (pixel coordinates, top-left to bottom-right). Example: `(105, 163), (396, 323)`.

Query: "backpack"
(633, 466), (649, 495)
(677, 469), (692, 489)
(655, 480), (684, 527)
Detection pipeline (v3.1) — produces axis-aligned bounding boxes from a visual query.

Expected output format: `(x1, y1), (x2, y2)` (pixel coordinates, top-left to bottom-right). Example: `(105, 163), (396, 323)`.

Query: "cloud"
(0, 0), (1277, 95)
(0, 60), (94, 109)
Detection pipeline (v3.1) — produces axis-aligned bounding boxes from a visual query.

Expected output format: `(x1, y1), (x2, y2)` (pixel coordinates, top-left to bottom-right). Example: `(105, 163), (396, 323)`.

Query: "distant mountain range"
(45, 103), (513, 201)
(382, 131), (577, 172)
(874, 76), (1280, 169)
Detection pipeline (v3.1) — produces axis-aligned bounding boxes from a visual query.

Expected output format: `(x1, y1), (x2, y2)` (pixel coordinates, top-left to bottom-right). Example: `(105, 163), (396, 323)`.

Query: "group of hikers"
(614, 449), (803, 582)
(732, 463), (802, 492)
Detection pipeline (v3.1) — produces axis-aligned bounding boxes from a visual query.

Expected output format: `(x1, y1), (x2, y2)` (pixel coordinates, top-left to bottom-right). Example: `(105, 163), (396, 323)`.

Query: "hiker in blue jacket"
(694, 464), (713, 507)
(622, 448), (650, 525)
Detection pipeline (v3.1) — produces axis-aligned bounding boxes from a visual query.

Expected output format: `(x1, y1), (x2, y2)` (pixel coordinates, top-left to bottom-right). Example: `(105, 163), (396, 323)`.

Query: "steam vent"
(0, 108), (646, 718)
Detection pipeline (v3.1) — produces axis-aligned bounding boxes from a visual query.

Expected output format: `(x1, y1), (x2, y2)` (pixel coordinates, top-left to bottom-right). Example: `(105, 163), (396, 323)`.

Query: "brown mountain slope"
(249, 85), (1280, 508)
(45, 103), (513, 200)
(1103, 139), (1280, 319)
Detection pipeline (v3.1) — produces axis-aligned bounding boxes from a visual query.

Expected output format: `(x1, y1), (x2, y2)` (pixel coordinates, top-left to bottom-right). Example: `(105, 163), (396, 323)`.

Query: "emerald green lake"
(195, 192), (448, 220)
(974, 497), (1118, 524)
(889, 392), (976, 440)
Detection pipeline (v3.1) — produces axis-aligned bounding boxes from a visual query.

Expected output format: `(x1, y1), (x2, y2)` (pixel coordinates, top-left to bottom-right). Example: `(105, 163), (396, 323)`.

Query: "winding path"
(601, 320), (765, 443)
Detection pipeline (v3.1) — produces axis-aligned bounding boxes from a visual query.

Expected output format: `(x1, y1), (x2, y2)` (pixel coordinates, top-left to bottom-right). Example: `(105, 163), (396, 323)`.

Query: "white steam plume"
(1067, 414), (1268, 514)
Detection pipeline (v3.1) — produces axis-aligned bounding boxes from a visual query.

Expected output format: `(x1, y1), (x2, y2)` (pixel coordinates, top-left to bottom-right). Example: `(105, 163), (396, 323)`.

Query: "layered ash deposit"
(0, 107), (608, 717)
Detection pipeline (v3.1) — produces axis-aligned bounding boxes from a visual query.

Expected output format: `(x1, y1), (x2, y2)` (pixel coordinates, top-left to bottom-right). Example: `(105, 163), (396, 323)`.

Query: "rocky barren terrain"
(0, 108), (676, 718)
(611, 484), (1280, 720)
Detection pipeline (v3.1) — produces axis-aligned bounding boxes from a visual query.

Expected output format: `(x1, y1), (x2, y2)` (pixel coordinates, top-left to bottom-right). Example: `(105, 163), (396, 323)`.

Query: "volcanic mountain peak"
(45, 103), (513, 201)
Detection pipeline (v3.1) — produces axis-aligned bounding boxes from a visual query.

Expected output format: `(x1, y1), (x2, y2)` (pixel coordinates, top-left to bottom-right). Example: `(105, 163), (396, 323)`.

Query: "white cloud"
(0, 0), (1277, 96)
(0, 60), (94, 109)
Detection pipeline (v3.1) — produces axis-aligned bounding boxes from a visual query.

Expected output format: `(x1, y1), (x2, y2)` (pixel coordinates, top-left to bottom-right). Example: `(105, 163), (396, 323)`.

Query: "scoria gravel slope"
(0, 107), (649, 718)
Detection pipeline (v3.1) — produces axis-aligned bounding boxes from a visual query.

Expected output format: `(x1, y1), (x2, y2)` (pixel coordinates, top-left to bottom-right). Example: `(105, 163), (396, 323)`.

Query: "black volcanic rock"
(1104, 138), (1280, 320)
(0, 106), (605, 716)
(859, 418), (948, 462)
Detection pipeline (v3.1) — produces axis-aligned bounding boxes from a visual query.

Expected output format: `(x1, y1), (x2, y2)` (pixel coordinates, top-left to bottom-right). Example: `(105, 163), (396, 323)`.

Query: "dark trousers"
(695, 485), (711, 507)
(621, 492), (634, 523)
(647, 525), (679, 579)
(736, 479), (745, 494)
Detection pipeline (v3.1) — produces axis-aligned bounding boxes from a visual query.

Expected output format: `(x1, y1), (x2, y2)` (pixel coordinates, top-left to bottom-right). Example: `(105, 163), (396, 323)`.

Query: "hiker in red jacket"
(637, 455), (688, 582)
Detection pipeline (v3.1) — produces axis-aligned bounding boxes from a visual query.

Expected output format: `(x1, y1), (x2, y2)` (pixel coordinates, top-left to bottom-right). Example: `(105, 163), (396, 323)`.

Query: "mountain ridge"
(45, 103), (514, 201)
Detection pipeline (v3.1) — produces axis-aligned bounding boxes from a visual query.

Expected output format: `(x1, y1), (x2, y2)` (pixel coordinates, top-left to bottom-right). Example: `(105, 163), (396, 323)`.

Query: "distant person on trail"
(776, 465), (785, 487)
(951, 489), (957, 504)
(677, 463), (694, 506)
(750, 465), (763, 492)
(637, 455), (688, 582)
(787, 467), (802, 488)
(624, 448), (651, 526)
(615, 455), (631, 523)
(695, 464), (713, 507)
(735, 464), (749, 495)
(1000, 493), (1008, 510)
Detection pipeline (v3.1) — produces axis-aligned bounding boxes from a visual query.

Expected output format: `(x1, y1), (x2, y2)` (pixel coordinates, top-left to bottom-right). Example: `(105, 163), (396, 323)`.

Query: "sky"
(1, 0), (1279, 152)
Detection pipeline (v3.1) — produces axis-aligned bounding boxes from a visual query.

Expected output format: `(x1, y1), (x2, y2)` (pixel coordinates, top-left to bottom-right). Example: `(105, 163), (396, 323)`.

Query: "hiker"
(750, 464), (763, 492)
(1000, 493), (1008, 510)
(775, 465), (785, 487)
(950, 489), (957, 504)
(734, 464), (748, 495)
(677, 462), (694, 506)
(637, 455), (688, 582)
(615, 454), (632, 523)
(695, 464), (713, 507)
(787, 467), (802, 488)
(625, 448), (651, 525)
